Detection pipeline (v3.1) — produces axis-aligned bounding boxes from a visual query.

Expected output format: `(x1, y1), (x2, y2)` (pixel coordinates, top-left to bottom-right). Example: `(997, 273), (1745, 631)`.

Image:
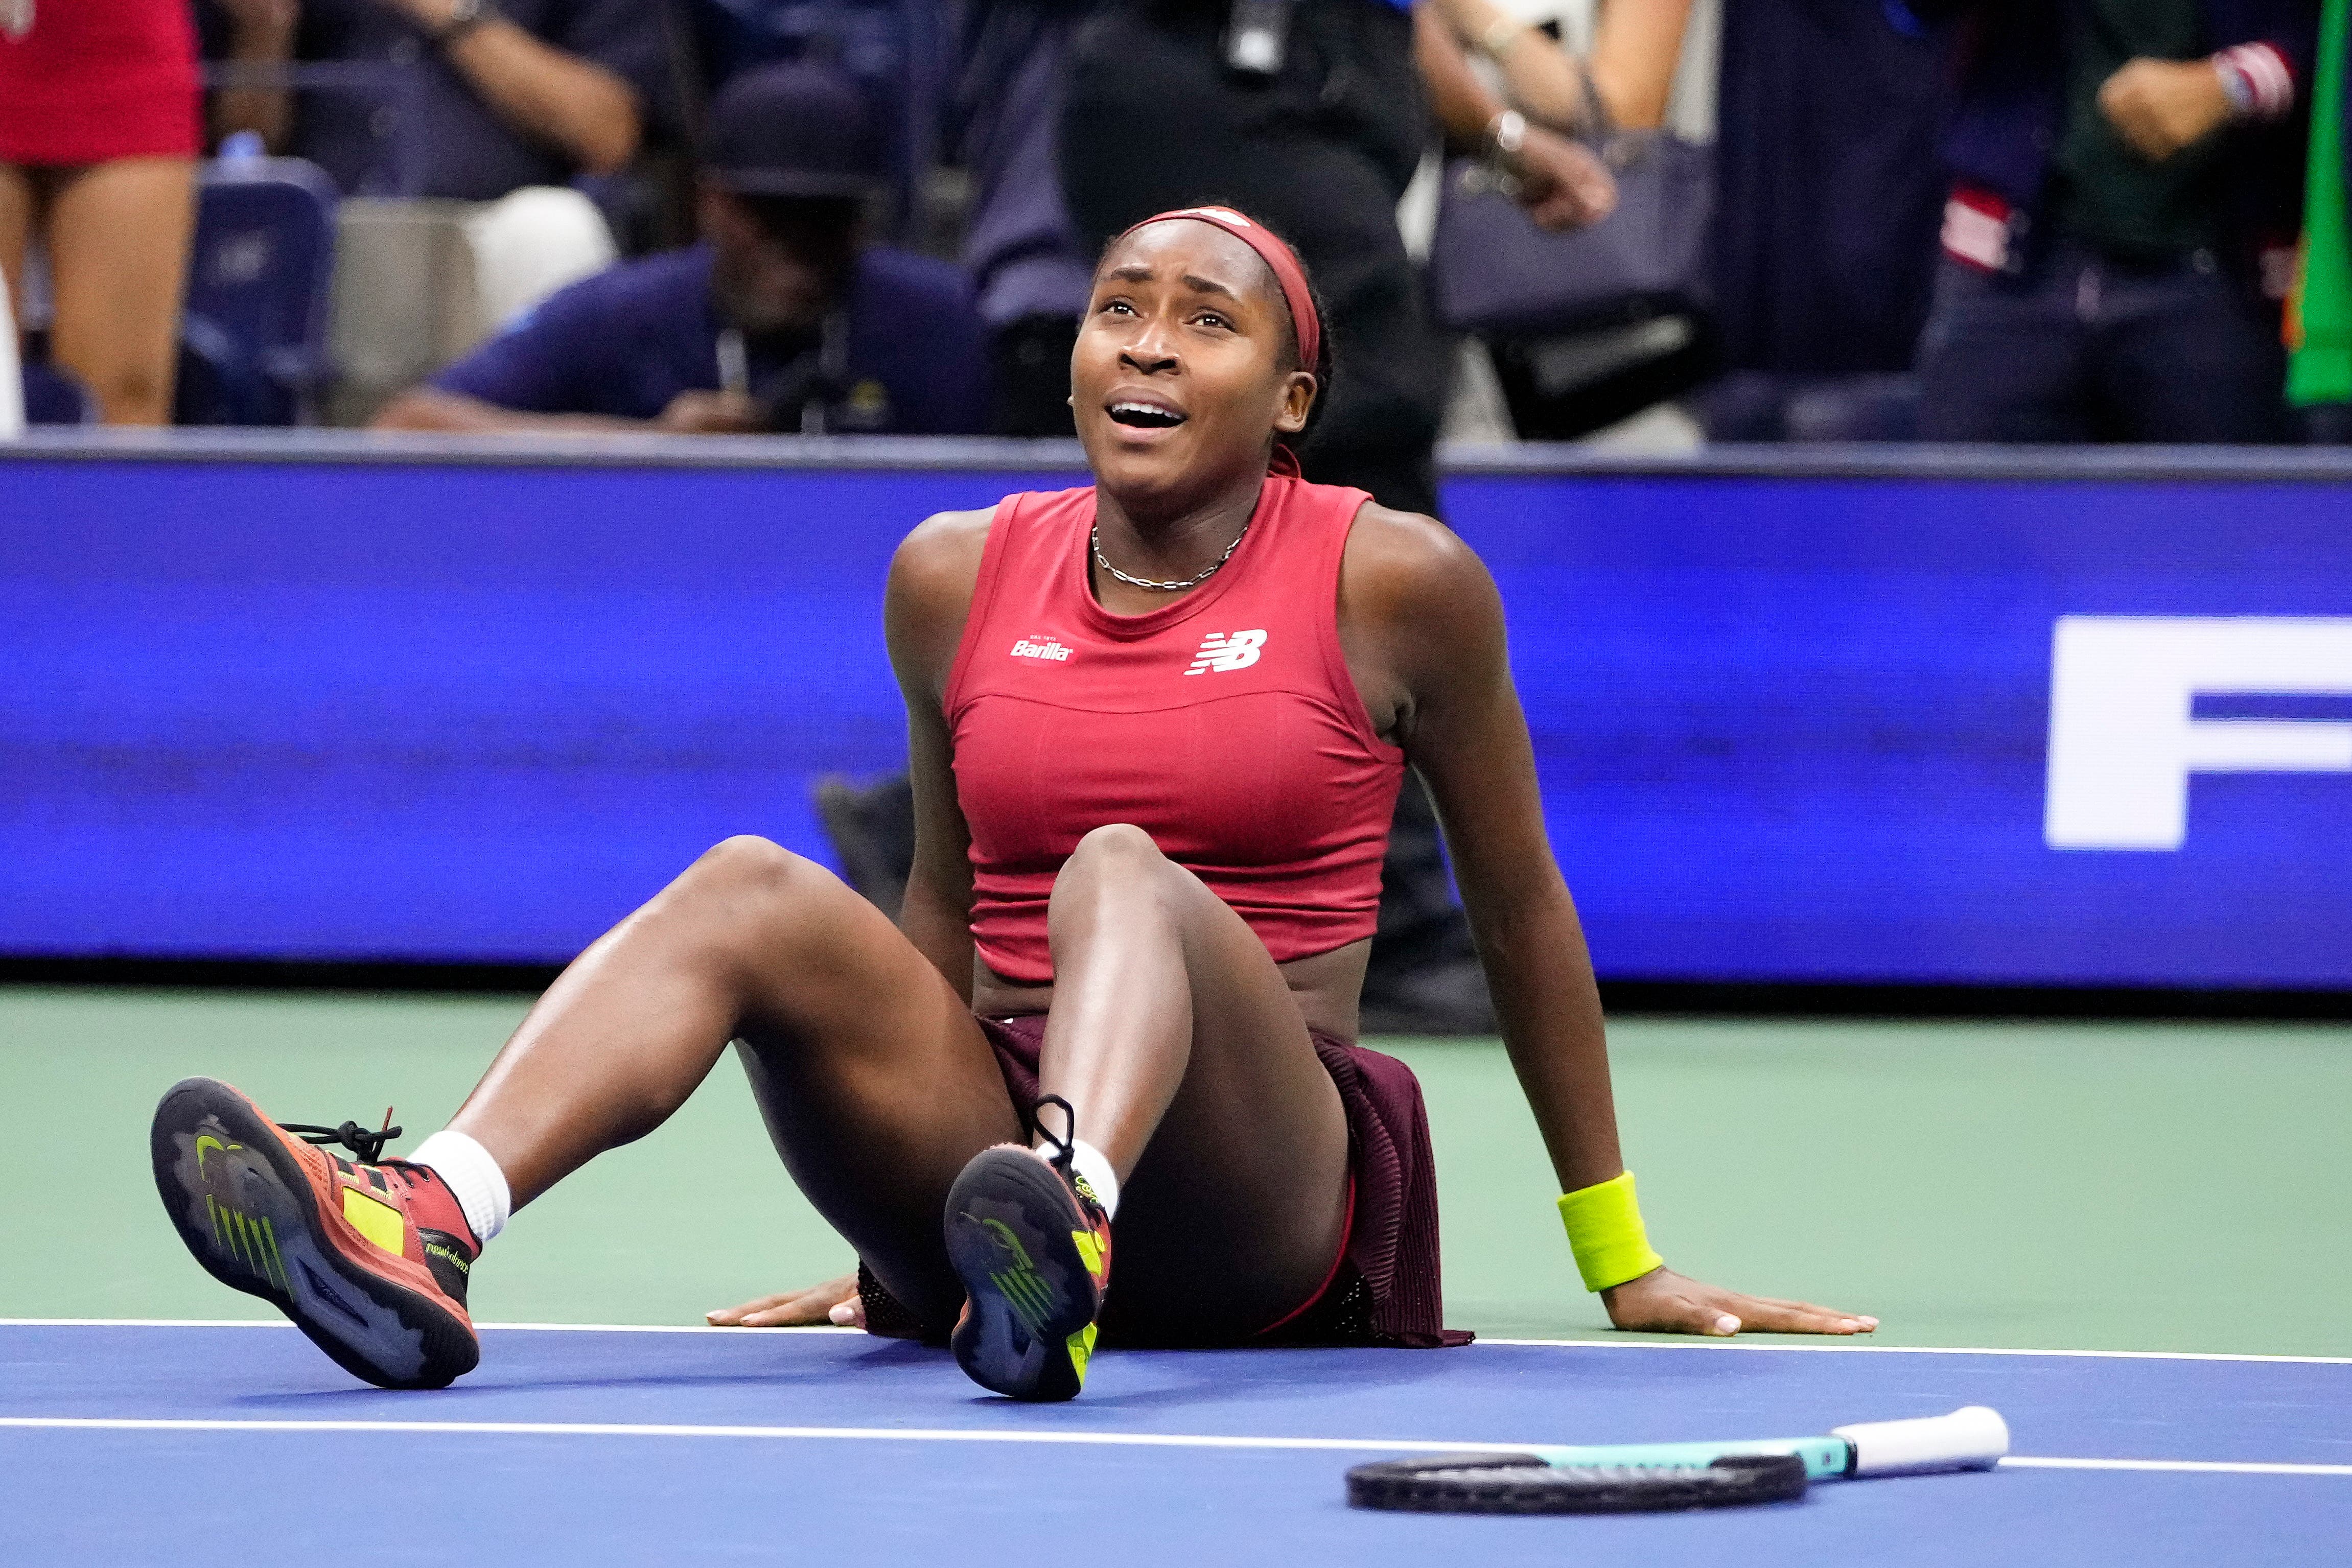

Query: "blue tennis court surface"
(4, 1324), (2344, 1564)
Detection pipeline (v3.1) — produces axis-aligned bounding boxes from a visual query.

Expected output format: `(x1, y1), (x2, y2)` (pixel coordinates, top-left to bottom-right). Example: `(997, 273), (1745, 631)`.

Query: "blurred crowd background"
(3, 0), (2348, 465)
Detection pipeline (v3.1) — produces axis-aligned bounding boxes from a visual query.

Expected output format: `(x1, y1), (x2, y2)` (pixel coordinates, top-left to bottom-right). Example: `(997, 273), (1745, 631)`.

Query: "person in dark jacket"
(1912, 0), (2320, 441)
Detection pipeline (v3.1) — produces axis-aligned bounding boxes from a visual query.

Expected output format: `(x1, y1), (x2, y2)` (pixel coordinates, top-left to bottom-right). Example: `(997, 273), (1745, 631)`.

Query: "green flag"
(2289, 0), (2351, 406)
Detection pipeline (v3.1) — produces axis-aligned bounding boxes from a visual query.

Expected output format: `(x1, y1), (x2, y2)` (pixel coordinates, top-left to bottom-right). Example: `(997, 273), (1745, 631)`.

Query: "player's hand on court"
(657, 389), (764, 435)
(1600, 1266), (1876, 1337)
(706, 1273), (866, 1329)
(1507, 125), (1618, 231)
(2098, 57), (2234, 163)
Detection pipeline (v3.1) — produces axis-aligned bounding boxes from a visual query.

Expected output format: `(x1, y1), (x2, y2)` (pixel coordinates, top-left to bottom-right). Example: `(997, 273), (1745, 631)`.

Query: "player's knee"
(685, 834), (837, 915)
(680, 835), (853, 960)
(695, 833), (801, 882)
(1051, 824), (1189, 931)
(1068, 821), (1166, 871)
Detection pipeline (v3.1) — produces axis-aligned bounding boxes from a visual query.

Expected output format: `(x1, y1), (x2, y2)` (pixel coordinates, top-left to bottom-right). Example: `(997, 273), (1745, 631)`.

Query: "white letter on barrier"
(2045, 616), (2352, 850)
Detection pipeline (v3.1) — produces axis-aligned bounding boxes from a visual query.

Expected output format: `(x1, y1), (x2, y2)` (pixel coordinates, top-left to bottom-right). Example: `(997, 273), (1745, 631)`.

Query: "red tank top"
(945, 475), (1406, 984)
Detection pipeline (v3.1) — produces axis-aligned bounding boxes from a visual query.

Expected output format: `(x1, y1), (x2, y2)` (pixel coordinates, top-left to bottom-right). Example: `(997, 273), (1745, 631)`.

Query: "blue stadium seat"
(176, 151), (341, 427)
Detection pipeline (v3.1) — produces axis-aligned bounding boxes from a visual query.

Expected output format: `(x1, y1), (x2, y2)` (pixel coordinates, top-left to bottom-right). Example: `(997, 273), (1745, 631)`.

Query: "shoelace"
(281, 1109), (402, 1165)
(1030, 1093), (1079, 1180)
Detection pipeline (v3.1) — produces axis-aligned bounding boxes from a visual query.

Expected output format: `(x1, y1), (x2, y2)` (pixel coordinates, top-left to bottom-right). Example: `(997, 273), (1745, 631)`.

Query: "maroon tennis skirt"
(858, 1013), (1469, 1350)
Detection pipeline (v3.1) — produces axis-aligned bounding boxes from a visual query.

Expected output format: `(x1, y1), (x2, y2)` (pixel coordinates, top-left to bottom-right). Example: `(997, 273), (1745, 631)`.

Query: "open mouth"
(1107, 401), (1186, 430)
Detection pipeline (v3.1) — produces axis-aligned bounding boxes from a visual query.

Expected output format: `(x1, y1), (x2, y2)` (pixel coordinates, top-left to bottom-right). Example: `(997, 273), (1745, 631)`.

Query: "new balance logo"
(972, 1215), (1057, 1337)
(1185, 629), (1266, 674)
(1010, 637), (1073, 663)
(206, 1196), (289, 1293)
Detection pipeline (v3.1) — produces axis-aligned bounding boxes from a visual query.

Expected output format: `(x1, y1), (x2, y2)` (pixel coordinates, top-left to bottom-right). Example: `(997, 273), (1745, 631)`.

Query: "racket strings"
(1347, 1452), (1810, 1514)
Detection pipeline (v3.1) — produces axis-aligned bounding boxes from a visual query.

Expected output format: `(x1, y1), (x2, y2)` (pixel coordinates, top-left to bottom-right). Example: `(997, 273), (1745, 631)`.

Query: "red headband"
(1116, 206), (1321, 377)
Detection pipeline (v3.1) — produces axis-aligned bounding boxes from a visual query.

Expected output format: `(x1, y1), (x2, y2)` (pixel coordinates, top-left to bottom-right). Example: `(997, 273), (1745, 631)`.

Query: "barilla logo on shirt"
(1010, 637), (1074, 662)
(1185, 630), (1267, 674)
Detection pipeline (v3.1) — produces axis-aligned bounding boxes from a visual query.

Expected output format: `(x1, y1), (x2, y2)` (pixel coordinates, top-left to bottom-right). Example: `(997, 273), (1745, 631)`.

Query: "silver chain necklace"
(1090, 519), (1249, 593)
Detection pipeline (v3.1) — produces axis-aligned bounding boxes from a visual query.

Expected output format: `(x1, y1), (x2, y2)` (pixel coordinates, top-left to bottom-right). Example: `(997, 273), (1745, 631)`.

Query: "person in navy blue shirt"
(377, 62), (991, 435)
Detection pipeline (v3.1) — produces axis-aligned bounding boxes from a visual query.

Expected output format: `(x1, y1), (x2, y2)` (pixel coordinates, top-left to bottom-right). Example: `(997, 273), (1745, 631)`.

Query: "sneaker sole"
(944, 1148), (1101, 1402)
(150, 1076), (478, 1390)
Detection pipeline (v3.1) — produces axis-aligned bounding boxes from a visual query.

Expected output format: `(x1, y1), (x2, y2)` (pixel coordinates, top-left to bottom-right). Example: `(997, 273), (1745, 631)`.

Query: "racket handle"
(1830, 1406), (2009, 1477)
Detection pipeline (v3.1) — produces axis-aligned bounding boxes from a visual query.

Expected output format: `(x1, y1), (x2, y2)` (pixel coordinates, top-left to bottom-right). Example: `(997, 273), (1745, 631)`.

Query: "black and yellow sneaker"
(944, 1094), (1113, 1402)
(151, 1077), (481, 1390)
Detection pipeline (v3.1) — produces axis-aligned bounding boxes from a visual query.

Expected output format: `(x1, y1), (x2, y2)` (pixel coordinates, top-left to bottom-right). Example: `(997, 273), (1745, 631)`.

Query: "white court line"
(7, 1320), (2348, 1364)
(2001, 1457), (2352, 1478)
(0, 1417), (1506, 1453)
(9, 1326), (2342, 1363)
(0, 1416), (2343, 1476)
(1476, 1337), (2352, 1367)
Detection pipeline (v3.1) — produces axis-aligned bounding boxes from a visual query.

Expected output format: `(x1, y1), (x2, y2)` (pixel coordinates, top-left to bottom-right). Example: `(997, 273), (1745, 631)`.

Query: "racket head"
(1346, 1452), (1810, 1515)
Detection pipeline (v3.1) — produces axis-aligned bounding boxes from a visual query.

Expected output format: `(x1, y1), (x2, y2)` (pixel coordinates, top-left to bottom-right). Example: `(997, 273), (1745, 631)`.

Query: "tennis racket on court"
(1346, 1405), (2008, 1514)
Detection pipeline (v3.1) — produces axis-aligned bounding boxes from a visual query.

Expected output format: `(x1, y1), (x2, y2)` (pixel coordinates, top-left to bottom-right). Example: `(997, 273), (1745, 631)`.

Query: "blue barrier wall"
(4, 434), (2347, 988)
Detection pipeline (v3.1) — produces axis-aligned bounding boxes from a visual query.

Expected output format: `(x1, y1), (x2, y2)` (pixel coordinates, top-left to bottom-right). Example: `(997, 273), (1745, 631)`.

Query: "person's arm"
(1427, 0), (1592, 130)
(378, 0), (642, 174)
(372, 276), (767, 434)
(2100, 36), (2303, 164)
(1347, 506), (1875, 1336)
(209, 0), (299, 151)
(1588, 0), (1694, 130)
(372, 384), (762, 432)
(883, 509), (996, 997)
(1426, 0), (1692, 135)
(1414, 3), (1616, 230)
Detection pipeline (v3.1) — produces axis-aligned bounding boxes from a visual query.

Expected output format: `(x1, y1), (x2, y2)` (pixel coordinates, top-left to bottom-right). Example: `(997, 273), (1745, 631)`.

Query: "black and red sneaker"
(944, 1094), (1113, 1402)
(151, 1076), (481, 1390)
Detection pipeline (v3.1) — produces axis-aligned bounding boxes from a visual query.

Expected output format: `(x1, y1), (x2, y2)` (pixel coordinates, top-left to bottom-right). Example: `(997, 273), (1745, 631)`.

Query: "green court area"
(6, 986), (2345, 1358)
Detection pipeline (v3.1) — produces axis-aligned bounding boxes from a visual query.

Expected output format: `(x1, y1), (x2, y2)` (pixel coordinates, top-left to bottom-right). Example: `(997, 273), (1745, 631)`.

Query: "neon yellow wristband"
(1556, 1170), (1663, 1292)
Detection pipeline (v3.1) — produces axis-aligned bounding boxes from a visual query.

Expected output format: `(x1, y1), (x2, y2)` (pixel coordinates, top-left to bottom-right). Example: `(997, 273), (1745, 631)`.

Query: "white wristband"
(2211, 43), (2294, 122)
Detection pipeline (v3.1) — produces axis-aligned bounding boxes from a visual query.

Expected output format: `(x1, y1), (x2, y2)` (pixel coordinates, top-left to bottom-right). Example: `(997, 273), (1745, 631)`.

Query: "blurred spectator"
(954, 0), (1096, 434)
(688, 0), (933, 236)
(961, 0), (1622, 450)
(1914, 0), (2320, 443)
(374, 62), (988, 435)
(1702, 0), (1951, 441)
(197, 0), (670, 199)
(0, 0), (200, 424)
(1418, 0), (1708, 439)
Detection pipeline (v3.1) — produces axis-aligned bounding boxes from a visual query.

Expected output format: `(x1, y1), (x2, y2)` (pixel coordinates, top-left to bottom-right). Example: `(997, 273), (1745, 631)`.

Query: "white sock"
(1061, 1138), (1121, 1220)
(410, 1129), (512, 1246)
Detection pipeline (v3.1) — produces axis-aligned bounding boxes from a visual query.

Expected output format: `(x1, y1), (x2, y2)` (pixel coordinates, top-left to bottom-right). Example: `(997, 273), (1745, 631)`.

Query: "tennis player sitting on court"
(151, 205), (1874, 1401)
